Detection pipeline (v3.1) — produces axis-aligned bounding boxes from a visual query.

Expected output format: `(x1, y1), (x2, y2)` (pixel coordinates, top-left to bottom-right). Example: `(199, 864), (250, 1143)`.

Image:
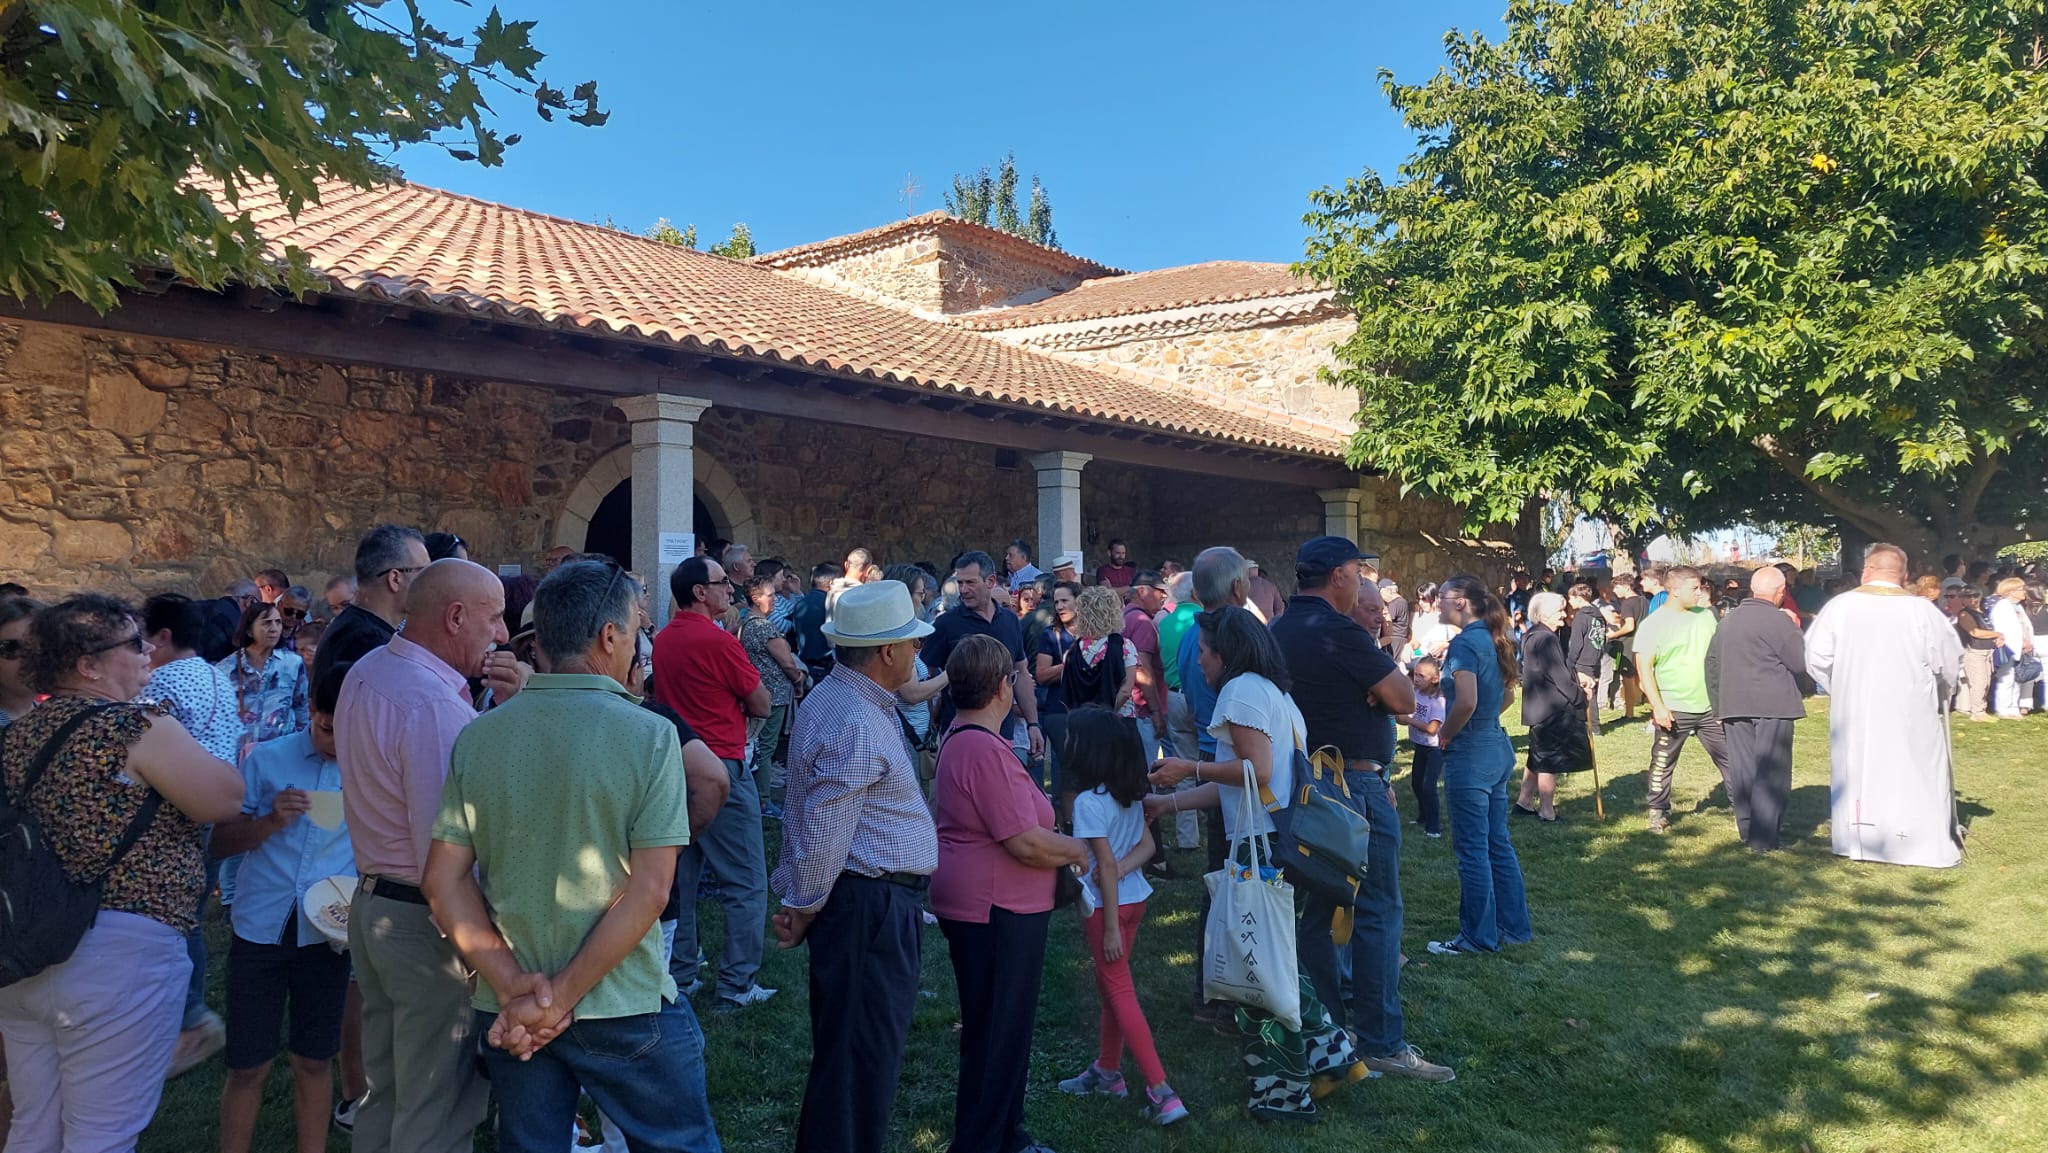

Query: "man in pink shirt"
(335, 560), (519, 1153)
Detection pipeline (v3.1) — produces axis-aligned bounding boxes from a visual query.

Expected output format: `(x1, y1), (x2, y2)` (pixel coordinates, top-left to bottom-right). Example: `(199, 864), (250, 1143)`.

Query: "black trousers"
(1410, 742), (1445, 835)
(797, 874), (923, 1153)
(940, 906), (1051, 1153)
(1721, 716), (1796, 851)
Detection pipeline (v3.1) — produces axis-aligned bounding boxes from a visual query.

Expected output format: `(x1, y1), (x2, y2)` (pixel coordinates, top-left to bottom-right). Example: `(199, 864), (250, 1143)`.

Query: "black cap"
(1295, 536), (1372, 583)
(1132, 569), (1167, 591)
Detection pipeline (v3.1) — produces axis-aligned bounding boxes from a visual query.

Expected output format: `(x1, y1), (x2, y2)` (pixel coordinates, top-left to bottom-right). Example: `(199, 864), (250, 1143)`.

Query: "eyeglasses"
(279, 607), (306, 620)
(90, 632), (147, 656)
(379, 566), (425, 581)
(0, 639), (23, 660)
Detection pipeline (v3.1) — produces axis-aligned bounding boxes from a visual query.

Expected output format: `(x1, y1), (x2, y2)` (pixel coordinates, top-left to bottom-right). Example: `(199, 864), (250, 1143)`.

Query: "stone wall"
(0, 320), (623, 599)
(683, 410), (1039, 573)
(770, 228), (1092, 317)
(1025, 312), (1360, 425)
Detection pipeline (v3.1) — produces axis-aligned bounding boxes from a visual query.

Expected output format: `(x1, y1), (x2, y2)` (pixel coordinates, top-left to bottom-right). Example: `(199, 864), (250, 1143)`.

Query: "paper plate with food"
(303, 875), (359, 951)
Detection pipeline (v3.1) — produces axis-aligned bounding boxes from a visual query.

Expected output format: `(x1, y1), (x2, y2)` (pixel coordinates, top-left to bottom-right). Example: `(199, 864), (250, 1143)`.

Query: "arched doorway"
(582, 480), (720, 568)
(553, 445), (759, 558)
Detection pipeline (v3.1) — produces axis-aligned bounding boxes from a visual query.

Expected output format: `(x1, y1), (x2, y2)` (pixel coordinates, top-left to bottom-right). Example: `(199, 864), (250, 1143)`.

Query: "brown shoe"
(1362, 1045), (1455, 1083)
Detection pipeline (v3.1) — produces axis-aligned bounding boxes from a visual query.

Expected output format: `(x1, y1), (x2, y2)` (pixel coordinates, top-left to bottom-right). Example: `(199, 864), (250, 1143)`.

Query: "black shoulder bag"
(0, 706), (165, 987)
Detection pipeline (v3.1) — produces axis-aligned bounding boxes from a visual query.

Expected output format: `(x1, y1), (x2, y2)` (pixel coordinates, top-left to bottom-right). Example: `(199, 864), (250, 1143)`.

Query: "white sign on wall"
(658, 533), (696, 564)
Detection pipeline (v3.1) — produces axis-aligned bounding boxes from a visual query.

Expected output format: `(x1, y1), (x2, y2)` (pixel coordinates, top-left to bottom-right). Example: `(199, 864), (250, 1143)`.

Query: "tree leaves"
(1302, 0), (2048, 554)
(1, 0), (608, 311)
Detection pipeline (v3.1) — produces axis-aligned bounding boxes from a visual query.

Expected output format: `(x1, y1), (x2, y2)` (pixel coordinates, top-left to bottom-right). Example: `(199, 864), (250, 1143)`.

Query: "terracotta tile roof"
(753, 210), (1122, 279)
(958, 261), (1331, 331)
(192, 177), (1347, 457)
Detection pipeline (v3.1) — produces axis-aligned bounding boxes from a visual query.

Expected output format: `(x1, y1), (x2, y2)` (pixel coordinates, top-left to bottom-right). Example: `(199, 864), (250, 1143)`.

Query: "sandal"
(1513, 803), (1540, 817)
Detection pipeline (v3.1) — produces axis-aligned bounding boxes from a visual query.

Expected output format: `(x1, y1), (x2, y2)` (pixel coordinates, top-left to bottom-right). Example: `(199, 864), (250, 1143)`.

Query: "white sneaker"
(716, 983), (778, 1012)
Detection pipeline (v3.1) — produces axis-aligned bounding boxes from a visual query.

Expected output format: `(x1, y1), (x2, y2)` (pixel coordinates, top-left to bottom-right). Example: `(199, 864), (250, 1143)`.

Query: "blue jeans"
(672, 760), (767, 998)
(1298, 770), (1407, 1056)
(1443, 728), (1532, 951)
(478, 997), (720, 1153)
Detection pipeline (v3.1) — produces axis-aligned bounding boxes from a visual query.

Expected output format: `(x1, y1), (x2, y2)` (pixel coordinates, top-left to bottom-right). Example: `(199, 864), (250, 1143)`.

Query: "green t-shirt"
(1158, 603), (1198, 692)
(1633, 604), (1718, 713)
(433, 673), (689, 1019)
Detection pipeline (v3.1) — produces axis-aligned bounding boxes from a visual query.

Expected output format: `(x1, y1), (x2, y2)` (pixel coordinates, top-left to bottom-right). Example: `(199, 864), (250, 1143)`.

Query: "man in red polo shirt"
(653, 555), (778, 1011)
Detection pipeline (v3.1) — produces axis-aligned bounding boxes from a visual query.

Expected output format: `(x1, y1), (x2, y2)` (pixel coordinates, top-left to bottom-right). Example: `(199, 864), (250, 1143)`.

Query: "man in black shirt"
(792, 563), (836, 680)
(1380, 577), (1411, 662)
(920, 551), (1043, 759)
(1269, 536), (1452, 1084)
(1702, 566), (1813, 851)
(313, 524), (427, 690)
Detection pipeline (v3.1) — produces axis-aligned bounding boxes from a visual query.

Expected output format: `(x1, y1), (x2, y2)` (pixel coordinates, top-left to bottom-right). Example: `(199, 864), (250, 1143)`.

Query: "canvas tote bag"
(1201, 757), (1301, 1030)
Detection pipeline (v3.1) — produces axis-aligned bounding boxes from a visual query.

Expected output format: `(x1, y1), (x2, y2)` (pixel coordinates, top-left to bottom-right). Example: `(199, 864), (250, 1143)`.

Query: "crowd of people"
(0, 525), (2039, 1152)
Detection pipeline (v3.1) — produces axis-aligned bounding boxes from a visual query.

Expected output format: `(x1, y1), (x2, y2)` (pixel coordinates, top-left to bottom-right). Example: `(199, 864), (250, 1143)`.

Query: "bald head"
(404, 559), (508, 674)
(1750, 565), (1786, 599)
(1861, 543), (1910, 585)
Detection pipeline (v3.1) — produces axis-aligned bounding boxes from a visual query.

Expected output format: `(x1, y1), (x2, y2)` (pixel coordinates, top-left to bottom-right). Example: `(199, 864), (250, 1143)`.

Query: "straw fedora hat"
(820, 580), (935, 647)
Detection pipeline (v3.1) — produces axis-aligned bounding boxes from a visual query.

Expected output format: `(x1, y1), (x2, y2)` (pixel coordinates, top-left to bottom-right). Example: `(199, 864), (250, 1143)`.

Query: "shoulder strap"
(104, 789), (165, 876)
(8, 704), (112, 803)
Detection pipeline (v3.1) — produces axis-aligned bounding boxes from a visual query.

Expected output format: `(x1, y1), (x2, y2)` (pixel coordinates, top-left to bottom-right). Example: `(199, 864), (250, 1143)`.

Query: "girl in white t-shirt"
(1055, 706), (1188, 1126)
(1396, 656), (1447, 837)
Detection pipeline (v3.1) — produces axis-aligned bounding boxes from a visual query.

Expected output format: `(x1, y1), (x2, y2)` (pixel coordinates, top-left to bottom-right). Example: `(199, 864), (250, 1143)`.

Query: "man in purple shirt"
(335, 560), (518, 1153)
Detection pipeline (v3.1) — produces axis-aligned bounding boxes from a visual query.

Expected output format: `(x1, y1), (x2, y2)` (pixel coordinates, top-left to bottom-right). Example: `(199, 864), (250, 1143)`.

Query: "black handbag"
(1273, 746), (1372, 937)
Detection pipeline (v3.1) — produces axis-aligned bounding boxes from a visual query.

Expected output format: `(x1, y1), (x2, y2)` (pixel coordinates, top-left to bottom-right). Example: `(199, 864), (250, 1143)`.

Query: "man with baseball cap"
(1269, 536), (1453, 1083)
(773, 581), (938, 1153)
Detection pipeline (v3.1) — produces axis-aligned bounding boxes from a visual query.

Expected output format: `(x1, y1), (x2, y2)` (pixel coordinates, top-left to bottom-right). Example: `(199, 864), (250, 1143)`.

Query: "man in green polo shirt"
(423, 561), (715, 1149)
(1633, 565), (1732, 833)
(1156, 571), (1202, 848)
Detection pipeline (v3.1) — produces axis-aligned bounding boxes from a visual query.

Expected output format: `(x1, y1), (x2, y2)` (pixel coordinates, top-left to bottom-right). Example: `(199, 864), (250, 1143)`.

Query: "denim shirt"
(229, 730), (355, 948)
(1443, 620), (1508, 734)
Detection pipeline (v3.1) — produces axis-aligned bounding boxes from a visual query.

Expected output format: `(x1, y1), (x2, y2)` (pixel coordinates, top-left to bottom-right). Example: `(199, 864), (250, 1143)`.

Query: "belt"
(362, 875), (429, 906)
(1345, 758), (1390, 784)
(846, 869), (929, 892)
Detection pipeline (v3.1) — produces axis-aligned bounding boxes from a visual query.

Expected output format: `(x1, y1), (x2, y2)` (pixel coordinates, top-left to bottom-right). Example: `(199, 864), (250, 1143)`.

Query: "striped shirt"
(773, 663), (938, 913)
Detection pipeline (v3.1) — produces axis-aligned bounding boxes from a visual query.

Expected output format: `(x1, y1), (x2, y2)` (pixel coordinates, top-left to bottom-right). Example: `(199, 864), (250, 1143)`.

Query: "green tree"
(707, 222), (754, 259)
(647, 218), (698, 249)
(1, 0), (604, 311)
(1301, 0), (2048, 560)
(946, 152), (1059, 248)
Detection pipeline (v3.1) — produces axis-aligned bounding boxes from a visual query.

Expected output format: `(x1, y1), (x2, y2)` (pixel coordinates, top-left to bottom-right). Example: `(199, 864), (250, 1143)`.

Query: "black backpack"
(0, 706), (164, 988)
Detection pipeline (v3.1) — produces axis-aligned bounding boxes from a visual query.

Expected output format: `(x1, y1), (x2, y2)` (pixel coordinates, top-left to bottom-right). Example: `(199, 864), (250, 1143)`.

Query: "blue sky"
(392, 1), (1507, 271)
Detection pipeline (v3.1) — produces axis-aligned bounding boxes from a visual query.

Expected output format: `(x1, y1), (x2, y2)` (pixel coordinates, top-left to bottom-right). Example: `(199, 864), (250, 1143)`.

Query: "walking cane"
(1586, 696), (1607, 821)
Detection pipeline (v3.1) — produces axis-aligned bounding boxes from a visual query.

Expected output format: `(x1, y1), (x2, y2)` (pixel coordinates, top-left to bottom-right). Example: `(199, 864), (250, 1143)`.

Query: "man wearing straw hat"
(772, 580), (937, 1153)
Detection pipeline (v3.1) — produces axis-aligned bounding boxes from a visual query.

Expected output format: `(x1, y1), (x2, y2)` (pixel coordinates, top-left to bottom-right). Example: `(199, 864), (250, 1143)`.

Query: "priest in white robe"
(1805, 543), (1966, 868)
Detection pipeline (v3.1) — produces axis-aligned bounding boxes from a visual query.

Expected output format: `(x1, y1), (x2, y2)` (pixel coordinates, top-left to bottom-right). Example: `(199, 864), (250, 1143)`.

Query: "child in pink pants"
(1053, 707), (1188, 1126)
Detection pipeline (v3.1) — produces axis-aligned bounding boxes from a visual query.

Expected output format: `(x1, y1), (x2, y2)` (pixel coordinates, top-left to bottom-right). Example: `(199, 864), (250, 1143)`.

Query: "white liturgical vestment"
(1805, 584), (1965, 868)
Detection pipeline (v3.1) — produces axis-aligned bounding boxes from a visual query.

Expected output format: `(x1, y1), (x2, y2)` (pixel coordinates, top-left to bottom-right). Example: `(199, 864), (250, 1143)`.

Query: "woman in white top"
(1146, 606), (1360, 1122)
(1988, 576), (2039, 717)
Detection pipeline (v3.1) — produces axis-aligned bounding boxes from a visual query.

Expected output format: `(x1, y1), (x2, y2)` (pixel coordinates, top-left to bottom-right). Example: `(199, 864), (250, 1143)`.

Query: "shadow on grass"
(1450, 816), (2048, 1153)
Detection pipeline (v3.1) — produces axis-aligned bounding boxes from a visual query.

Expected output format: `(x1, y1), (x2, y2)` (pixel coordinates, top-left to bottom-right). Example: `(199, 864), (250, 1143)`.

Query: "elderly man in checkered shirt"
(771, 580), (938, 1153)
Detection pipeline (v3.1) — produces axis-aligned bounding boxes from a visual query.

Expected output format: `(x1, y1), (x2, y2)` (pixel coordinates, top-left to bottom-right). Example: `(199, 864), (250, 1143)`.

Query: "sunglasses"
(0, 639), (23, 660)
(379, 565), (425, 581)
(91, 632), (147, 656)
(279, 607), (306, 620)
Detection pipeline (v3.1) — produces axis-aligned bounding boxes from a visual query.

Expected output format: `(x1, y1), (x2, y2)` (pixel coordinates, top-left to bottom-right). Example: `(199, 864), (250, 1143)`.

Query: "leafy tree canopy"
(947, 152), (1059, 249)
(1302, 0), (2048, 560)
(1, 0), (604, 311)
(643, 218), (753, 258)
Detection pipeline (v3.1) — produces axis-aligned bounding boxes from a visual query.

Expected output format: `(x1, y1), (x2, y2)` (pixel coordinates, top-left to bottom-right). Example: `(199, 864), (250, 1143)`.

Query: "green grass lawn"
(137, 704), (2048, 1152)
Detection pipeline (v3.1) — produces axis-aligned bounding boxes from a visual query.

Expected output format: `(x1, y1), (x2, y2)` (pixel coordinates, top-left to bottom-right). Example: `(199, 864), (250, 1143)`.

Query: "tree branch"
(1752, 435), (1924, 545)
(1955, 446), (2003, 527)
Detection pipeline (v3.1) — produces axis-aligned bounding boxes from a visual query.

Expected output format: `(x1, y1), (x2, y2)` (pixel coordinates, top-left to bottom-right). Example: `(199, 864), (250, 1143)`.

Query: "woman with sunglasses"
(0, 594), (245, 1150)
(217, 599), (311, 764)
(0, 595), (43, 730)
